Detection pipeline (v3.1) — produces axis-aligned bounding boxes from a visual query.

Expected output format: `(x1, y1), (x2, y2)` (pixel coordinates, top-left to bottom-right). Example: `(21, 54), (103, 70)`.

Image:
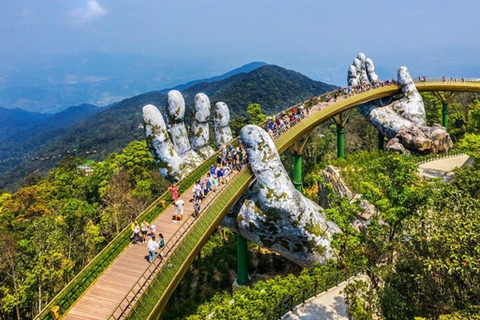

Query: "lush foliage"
(422, 92), (480, 141)
(0, 140), (167, 319)
(161, 228), (301, 320)
(321, 152), (480, 319)
(182, 262), (337, 320)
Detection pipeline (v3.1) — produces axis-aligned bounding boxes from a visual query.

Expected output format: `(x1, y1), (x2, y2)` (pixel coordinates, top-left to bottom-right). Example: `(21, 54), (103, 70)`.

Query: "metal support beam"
(442, 103), (448, 128)
(432, 91), (459, 130)
(292, 152), (302, 192)
(337, 125), (345, 159)
(236, 234), (249, 286)
(378, 132), (385, 151)
(332, 110), (352, 159)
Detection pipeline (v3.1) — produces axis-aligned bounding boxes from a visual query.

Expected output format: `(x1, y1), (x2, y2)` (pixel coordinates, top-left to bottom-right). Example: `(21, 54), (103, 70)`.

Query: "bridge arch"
(37, 79), (480, 320)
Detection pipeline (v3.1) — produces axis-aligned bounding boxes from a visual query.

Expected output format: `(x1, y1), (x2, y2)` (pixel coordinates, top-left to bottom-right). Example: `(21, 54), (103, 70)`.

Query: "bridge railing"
(413, 77), (480, 83)
(34, 149), (219, 320)
(109, 166), (254, 320)
(36, 77), (416, 319)
(106, 83), (402, 319)
(106, 86), (363, 319)
(37, 80), (347, 320)
(259, 269), (360, 320)
(416, 150), (467, 165)
(39, 76), (468, 319)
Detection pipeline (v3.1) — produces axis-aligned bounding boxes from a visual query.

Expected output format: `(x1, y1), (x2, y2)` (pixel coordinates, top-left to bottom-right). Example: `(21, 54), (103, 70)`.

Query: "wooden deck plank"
(62, 174), (218, 319)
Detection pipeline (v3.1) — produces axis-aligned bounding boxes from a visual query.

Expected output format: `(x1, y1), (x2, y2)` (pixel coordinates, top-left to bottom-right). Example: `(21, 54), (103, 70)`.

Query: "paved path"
(282, 279), (351, 320)
(282, 275), (369, 320)
(418, 154), (473, 180)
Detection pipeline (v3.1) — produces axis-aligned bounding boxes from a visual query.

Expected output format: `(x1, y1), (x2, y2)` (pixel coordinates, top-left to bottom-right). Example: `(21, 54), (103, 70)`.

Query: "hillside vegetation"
(0, 65), (336, 191)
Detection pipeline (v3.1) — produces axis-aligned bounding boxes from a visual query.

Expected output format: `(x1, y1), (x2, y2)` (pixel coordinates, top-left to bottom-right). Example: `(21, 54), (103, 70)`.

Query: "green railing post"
(236, 234), (250, 286)
(336, 125), (345, 159)
(442, 103), (448, 128)
(292, 152), (302, 192)
(378, 132), (384, 151)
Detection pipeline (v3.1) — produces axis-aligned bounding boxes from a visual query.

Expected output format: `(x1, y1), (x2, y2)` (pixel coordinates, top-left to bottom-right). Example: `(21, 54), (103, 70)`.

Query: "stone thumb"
(240, 125), (296, 210)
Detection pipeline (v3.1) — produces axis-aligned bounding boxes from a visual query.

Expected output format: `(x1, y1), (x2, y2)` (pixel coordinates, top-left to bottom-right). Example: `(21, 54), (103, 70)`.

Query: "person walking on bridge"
(147, 235), (159, 263)
(168, 184), (179, 202)
(174, 198), (185, 222)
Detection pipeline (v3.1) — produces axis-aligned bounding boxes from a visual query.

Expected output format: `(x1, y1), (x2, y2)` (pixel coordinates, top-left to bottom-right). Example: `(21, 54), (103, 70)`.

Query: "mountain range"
(0, 63), (337, 191)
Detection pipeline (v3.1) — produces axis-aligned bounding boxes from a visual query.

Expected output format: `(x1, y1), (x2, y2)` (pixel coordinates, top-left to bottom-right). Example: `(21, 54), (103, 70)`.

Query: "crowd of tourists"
(130, 219), (165, 263)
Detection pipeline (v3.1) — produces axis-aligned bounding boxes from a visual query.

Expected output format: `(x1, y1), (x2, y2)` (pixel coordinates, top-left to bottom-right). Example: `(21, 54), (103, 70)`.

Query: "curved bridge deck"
(39, 79), (480, 320)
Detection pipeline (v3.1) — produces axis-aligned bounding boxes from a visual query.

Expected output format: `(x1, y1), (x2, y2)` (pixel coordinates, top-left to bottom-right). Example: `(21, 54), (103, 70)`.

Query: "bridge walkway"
(62, 94), (346, 320)
(63, 176), (232, 320)
(47, 78), (480, 320)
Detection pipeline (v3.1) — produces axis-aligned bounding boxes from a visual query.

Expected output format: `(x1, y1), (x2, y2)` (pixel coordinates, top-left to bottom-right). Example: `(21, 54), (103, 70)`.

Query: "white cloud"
(69, 0), (107, 25)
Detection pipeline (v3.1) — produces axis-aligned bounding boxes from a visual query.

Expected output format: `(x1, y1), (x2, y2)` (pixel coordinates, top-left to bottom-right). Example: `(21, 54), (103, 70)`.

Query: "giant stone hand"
(222, 125), (341, 267)
(143, 90), (232, 182)
(349, 53), (453, 154)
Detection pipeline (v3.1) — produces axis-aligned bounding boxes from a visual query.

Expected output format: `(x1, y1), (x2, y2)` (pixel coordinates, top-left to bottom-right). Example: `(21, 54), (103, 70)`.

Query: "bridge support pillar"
(442, 103), (448, 128)
(333, 110), (352, 159)
(433, 91), (458, 130)
(234, 233), (249, 290)
(292, 152), (302, 192)
(337, 125), (345, 159)
(378, 132), (385, 151)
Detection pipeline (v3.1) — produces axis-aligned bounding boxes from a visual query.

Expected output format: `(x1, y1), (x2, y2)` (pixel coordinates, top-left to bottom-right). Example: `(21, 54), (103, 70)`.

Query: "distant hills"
(162, 61), (268, 93)
(0, 64), (337, 191)
(0, 104), (100, 145)
(0, 52), (268, 113)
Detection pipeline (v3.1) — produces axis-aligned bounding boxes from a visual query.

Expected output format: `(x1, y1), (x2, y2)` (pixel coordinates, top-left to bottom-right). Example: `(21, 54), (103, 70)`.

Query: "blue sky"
(1, 0), (480, 86)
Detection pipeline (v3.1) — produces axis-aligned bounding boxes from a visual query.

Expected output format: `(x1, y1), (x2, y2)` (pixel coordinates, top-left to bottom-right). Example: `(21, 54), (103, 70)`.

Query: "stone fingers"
(190, 93), (215, 158)
(348, 65), (358, 86)
(167, 90), (203, 166)
(213, 102), (233, 148)
(348, 53), (379, 86)
(393, 67), (426, 126)
(143, 104), (184, 182)
(365, 58), (379, 83)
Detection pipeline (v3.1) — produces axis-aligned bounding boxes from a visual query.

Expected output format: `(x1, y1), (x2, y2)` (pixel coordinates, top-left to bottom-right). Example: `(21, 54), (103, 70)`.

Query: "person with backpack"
(193, 200), (201, 218)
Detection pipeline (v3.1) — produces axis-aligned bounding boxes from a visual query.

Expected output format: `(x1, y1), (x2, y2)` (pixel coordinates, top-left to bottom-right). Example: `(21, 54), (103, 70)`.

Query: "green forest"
(1, 92), (480, 319)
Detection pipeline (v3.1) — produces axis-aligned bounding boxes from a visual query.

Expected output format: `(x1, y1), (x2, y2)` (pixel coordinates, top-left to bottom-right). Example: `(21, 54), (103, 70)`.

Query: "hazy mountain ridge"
(0, 104), (100, 144)
(0, 53), (265, 113)
(163, 61), (268, 93)
(0, 64), (337, 190)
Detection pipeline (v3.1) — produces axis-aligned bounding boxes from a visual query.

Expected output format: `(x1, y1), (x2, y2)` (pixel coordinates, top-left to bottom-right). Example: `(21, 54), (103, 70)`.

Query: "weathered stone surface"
(143, 104), (187, 182)
(348, 53), (452, 155)
(387, 124), (453, 155)
(318, 166), (352, 209)
(144, 91), (238, 182)
(166, 90), (203, 167)
(391, 67), (426, 125)
(222, 125), (341, 267)
(385, 137), (409, 155)
(365, 58), (379, 83)
(190, 93), (215, 158)
(213, 102), (233, 148)
(318, 166), (376, 222)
